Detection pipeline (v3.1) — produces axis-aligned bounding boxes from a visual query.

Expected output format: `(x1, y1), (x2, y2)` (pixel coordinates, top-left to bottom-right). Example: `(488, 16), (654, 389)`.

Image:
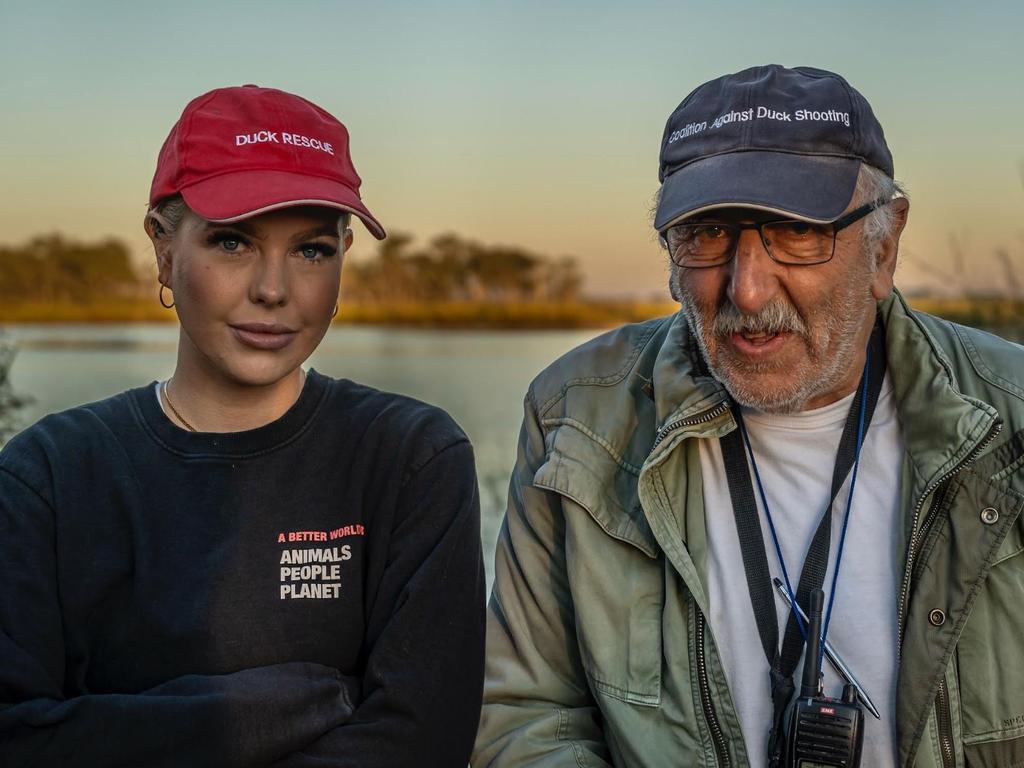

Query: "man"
(473, 65), (1024, 767)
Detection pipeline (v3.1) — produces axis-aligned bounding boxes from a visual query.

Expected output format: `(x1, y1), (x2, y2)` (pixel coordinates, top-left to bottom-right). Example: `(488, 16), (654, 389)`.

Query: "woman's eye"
(298, 243), (337, 261)
(208, 232), (247, 252)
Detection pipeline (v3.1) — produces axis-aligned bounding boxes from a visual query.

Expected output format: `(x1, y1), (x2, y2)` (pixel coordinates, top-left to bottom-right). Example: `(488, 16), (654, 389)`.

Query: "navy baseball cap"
(654, 65), (893, 232)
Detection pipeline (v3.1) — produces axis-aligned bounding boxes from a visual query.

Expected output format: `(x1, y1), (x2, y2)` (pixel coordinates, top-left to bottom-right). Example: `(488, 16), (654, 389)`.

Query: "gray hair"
(854, 164), (907, 265)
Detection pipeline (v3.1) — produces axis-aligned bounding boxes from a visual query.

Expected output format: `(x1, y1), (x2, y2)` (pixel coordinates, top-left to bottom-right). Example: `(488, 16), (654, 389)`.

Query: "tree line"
(341, 232), (582, 303)
(0, 232), (584, 304)
(0, 235), (139, 302)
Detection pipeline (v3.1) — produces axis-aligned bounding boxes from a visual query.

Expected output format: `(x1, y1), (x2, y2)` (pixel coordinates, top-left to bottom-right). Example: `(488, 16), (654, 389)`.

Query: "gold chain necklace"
(160, 370), (307, 433)
(161, 379), (197, 432)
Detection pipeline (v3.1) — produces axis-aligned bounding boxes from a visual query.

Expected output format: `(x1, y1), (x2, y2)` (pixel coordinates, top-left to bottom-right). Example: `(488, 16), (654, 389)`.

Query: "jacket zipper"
(695, 606), (731, 767)
(652, 405), (731, 766)
(908, 480), (953, 584)
(652, 401), (730, 452)
(935, 676), (956, 768)
(896, 420), (1002, 656)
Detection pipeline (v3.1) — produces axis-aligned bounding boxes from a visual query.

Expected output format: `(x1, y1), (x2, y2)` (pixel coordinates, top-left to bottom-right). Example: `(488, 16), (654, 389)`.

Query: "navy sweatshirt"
(0, 370), (485, 767)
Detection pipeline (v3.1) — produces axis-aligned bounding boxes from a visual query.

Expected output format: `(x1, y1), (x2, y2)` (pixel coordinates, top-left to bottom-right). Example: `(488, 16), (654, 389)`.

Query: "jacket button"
(980, 507), (1000, 525)
(929, 609), (946, 627)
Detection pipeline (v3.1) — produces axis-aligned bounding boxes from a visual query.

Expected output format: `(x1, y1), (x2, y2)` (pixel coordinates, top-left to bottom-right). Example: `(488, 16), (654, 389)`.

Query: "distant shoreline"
(0, 299), (680, 330)
(0, 297), (1020, 332)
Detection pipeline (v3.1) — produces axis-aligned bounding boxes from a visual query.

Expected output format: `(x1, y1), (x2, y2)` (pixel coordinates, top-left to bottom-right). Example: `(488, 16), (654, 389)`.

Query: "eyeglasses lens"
(668, 221), (836, 267)
(762, 221), (834, 264)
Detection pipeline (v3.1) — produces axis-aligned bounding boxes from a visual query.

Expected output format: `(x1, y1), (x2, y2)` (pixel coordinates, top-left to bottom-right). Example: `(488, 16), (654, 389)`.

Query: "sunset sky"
(1, 0), (1021, 297)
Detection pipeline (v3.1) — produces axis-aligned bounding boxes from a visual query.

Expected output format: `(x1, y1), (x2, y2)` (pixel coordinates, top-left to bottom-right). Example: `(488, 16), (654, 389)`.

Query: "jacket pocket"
(962, 738), (1024, 768)
(957, 548), (1024, 766)
(533, 429), (664, 708)
(560, 495), (664, 707)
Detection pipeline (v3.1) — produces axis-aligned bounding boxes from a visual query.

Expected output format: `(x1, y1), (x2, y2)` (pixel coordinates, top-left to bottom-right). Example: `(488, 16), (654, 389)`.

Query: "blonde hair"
(148, 195), (352, 236)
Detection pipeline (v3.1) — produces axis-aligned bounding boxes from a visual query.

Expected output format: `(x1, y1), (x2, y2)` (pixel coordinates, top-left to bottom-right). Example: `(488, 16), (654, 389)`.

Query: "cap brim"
(654, 151), (861, 232)
(180, 169), (386, 240)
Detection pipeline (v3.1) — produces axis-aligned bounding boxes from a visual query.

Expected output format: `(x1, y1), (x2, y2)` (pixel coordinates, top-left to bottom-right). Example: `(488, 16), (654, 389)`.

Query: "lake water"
(1, 323), (602, 583)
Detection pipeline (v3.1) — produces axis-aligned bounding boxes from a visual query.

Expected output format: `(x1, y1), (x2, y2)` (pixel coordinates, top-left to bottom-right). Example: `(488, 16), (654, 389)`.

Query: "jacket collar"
(647, 292), (1000, 488)
(649, 311), (729, 435)
(878, 290), (1001, 498)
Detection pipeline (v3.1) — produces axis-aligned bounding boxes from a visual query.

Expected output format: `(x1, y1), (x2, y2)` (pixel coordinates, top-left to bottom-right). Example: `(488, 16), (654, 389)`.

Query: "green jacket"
(473, 291), (1024, 768)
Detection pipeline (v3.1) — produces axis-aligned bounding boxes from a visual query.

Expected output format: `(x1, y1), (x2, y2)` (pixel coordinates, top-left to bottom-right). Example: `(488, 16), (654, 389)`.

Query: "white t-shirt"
(701, 373), (904, 767)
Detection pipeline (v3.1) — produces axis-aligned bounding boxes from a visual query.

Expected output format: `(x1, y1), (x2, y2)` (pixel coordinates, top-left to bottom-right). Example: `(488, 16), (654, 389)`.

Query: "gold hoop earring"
(159, 283), (175, 309)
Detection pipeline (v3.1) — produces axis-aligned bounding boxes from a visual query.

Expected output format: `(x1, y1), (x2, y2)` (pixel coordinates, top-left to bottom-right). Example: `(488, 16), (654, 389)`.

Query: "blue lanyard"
(734, 350), (871, 669)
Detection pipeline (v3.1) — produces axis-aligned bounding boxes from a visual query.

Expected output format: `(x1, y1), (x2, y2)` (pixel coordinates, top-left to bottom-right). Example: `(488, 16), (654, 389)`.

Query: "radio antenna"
(800, 589), (825, 698)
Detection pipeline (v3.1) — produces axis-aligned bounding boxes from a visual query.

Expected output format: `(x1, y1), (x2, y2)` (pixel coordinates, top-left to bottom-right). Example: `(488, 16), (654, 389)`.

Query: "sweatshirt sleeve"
(0, 465), (356, 768)
(271, 438), (486, 768)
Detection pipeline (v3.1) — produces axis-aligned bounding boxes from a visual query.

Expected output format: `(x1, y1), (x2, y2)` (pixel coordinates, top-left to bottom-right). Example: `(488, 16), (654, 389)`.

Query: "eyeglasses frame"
(664, 199), (890, 269)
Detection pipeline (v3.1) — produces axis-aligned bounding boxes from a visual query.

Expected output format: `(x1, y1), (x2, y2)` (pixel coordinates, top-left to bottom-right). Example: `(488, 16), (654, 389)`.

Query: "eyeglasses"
(664, 200), (888, 268)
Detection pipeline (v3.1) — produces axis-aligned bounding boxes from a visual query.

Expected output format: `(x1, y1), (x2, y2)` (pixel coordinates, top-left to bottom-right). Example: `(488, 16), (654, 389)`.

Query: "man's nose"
(725, 229), (783, 315)
(250, 253), (289, 307)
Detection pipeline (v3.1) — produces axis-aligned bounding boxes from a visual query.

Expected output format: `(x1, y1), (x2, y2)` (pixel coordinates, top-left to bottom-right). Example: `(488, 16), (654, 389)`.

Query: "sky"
(1, 0), (1022, 298)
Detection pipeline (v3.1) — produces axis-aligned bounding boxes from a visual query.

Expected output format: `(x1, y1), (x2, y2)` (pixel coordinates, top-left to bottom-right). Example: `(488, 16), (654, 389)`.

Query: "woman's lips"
(229, 323), (298, 351)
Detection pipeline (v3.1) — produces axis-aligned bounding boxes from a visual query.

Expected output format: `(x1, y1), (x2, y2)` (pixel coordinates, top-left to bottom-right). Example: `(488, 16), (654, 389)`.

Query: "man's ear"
(145, 213), (174, 286)
(870, 197), (909, 301)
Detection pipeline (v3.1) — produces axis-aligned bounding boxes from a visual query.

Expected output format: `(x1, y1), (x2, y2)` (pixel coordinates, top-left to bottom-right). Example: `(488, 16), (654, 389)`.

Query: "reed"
(0, 299), (680, 329)
(0, 300), (171, 323)
(0, 333), (32, 443)
(334, 300), (680, 329)
(0, 297), (1019, 332)
(906, 297), (1024, 329)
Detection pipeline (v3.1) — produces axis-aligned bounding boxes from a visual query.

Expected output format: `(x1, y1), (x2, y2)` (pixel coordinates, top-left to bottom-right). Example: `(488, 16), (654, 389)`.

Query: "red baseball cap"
(149, 85), (385, 239)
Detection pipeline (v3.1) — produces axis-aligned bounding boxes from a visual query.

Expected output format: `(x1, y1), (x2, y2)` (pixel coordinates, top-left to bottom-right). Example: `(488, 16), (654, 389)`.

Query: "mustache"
(711, 300), (808, 337)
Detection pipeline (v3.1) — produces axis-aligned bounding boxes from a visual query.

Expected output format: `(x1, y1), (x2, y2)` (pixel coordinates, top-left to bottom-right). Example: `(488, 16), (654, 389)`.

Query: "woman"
(0, 85), (485, 767)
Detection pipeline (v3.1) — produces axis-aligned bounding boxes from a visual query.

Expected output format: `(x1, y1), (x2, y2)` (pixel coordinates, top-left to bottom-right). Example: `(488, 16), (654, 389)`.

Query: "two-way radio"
(783, 589), (865, 767)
